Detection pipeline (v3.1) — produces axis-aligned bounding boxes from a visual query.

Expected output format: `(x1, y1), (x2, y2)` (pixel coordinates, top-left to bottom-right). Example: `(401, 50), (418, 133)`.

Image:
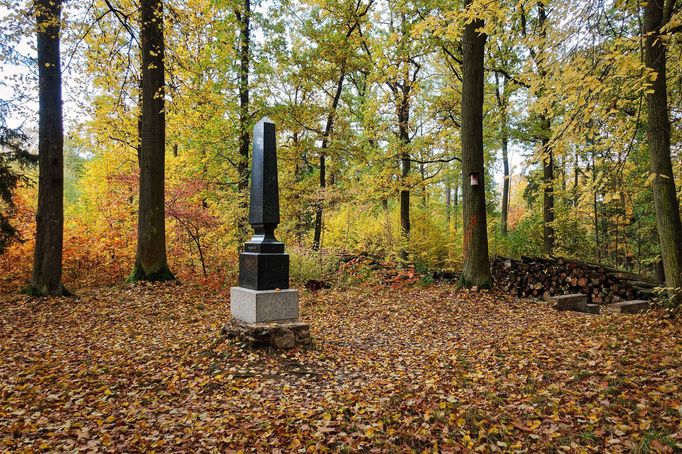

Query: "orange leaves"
(1, 283), (681, 451)
(510, 419), (542, 432)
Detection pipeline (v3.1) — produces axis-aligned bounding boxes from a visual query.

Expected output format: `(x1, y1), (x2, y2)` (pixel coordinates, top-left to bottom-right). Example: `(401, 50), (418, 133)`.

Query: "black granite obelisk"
(238, 118), (289, 290)
(227, 118), (309, 348)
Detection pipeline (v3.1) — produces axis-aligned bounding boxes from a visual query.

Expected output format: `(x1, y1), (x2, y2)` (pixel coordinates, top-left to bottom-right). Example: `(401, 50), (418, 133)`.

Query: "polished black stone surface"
(249, 118), (279, 226)
(238, 118), (290, 290)
(239, 252), (289, 290)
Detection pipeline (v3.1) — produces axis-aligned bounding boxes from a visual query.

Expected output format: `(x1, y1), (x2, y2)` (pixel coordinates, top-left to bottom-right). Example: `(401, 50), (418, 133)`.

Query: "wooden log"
(492, 255), (656, 303)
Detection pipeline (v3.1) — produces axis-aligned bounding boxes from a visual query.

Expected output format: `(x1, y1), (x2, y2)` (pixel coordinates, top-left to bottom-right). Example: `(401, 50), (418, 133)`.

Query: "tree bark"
(445, 178), (451, 229)
(313, 72), (346, 250)
(537, 2), (554, 255)
(311, 1), (372, 250)
(542, 132), (554, 255)
(460, 2), (492, 288)
(131, 0), (174, 282)
(236, 0), (251, 249)
(592, 155), (601, 262)
(31, 0), (66, 296)
(453, 181), (459, 232)
(573, 148), (579, 207)
(495, 73), (510, 236)
(501, 135), (510, 235)
(643, 0), (682, 305)
(398, 94), (410, 262)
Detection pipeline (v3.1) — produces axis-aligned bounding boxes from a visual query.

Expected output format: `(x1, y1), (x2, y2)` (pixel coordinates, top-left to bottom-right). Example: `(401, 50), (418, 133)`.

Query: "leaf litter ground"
(1, 282), (680, 452)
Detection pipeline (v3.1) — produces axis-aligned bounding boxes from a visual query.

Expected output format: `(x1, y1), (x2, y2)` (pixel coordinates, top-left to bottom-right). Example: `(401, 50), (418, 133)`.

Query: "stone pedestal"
(228, 288), (310, 349)
(239, 252), (289, 290)
(230, 287), (299, 323)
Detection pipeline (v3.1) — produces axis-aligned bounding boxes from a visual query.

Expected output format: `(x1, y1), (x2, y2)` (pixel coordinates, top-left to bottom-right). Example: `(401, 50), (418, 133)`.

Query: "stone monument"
(225, 118), (311, 349)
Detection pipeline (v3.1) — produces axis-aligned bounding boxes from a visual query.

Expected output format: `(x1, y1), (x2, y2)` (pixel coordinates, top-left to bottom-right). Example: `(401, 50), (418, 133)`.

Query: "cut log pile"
(492, 255), (660, 303)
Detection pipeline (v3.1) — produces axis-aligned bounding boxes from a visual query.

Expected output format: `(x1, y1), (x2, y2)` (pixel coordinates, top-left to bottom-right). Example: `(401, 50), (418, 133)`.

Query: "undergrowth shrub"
(500, 212), (544, 258)
(324, 202), (462, 273)
(324, 203), (397, 257)
(289, 248), (339, 285)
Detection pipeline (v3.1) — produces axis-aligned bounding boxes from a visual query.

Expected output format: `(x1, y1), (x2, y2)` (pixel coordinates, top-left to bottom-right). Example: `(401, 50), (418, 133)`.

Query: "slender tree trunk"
(313, 153), (326, 250)
(495, 73), (510, 236)
(644, 0), (682, 305)
(573, 148), (579, 207)
(592, 153), (600, 262)
(31, 0), (66, 296)
(313, 72), (346, 250)
(501, 136), (510, 235)
(382, 197), (393, 247)
(131, 0), (174, 282)
(420, 163), (426, 206)
(542, 132), (555, 255)
(194, 230), (207, 277)
(537, 2), (554, 256)
(399, 106), (410, 262)
(445, 179), (451, 229)
(460, 2), (491, 288)
(453, 181), (459, 232)
(312, 3), (369, 250)
(236, 0), (251, 248)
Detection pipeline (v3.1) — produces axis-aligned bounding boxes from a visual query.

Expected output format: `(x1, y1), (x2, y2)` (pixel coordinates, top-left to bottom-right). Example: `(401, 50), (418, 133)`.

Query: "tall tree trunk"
(453, 180), (459, 232)
(445, 178), (451, 229)
(420, 163), (426, 206)
(398, 95), (410, 262)
(573, 148), (579, 207)
(131, 0), (174, 282)
(592, 152), (600, 262)
(501, 135), (510, 235)
(313, 153), (326, 250)
(542, 132), (555, 255)
(644, 0), (682, 305)
(460, 1), (492, 288)
(31, 0), (66, 296)
(236, 0), (251, 249)
(495, 73), (510, 236)
(537, 2), (554, 255)
(313, 72), (346, 250)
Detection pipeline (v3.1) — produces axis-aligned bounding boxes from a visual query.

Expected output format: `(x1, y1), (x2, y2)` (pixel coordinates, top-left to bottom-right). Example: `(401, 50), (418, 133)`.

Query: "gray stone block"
(230, 287), (299, 323)
(550, 293), (587, 311)
(605, 300), (649, 314)
(584, 304), (600, 314)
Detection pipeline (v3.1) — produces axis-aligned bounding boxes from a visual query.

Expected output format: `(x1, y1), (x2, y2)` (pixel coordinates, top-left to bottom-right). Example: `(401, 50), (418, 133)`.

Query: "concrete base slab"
(230, 287), (299, 323)
(585, 304), (601, 314)
(605, 300), (649, 314)
(550, 293), (587, 312)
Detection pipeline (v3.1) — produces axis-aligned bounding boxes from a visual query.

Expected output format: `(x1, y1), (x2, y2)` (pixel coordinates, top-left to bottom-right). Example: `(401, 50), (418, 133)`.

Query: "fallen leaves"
(0, 282), (680, 452)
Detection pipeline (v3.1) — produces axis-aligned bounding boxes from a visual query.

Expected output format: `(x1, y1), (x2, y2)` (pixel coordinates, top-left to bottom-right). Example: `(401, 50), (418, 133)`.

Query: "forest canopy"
(0, 0), (680, 298)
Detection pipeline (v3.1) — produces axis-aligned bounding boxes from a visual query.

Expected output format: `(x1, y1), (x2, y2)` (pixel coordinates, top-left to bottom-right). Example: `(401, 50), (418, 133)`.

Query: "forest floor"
(1, 282), (681, 453)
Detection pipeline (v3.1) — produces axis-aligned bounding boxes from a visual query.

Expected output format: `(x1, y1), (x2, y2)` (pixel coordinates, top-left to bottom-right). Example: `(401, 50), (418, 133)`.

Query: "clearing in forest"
(1, 283), (680, 452)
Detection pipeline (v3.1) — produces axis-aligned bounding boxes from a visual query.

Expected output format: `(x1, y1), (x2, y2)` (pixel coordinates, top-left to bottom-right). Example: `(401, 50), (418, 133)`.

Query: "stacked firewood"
(492, 256), (660, 303)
